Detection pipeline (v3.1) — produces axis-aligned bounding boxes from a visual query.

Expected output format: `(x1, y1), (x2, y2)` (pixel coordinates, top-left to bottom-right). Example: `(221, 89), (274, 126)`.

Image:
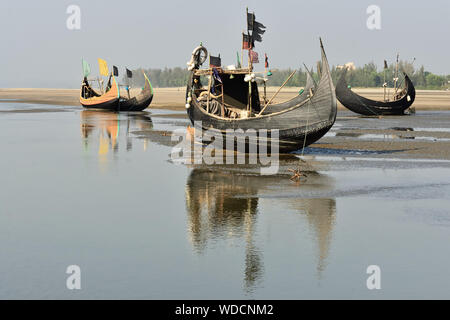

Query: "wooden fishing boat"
(80, 73), (153, 111)
(335, 69), (416, 116)
(185, 39), (337, 153)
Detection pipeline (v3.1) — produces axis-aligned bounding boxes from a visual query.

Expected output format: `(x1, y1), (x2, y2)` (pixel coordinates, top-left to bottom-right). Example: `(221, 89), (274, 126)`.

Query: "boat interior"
(192, 69), (262, 119)
(81, 75), (113, 99)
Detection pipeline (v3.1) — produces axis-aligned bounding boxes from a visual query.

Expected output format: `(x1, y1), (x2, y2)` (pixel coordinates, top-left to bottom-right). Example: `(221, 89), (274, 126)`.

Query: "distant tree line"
(124, 67), (189, 88)
(125, 62), (449, 90)
(329, 61), (449, 90)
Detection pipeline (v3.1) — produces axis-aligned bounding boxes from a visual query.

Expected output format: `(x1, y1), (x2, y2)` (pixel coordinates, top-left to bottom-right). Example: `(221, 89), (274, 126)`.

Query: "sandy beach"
(0, 87), (449, 110)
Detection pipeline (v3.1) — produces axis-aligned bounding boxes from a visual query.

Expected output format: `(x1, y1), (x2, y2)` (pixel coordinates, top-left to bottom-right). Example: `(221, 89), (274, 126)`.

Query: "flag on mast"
(242, 33), (253, 50)
(81, 59), (91, 77)
(126, 68), (133, 78)
(249, 50), (259, 64)
(98, 58), (109, 76)
(246, 11), (266, 44)
(247, 12), (255, 31)
(113, 66), (119, 77)
(209, 54), (221, 68)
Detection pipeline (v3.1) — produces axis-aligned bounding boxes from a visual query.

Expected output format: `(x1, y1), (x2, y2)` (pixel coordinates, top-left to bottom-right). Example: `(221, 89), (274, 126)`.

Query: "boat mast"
(393, 53), (399, 96)
(125, 68), (131, 99)
(263, 53), (267, 104)
(206, 54), (212, 113)
(247, 7), (252, 113)
(241, 30), (245, 71)
(97, 77), (103, 95)
(383, 60), (387, 102)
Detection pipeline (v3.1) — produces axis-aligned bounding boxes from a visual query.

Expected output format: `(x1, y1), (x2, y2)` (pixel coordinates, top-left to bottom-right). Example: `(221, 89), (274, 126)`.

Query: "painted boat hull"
(80, 73), (153, 112)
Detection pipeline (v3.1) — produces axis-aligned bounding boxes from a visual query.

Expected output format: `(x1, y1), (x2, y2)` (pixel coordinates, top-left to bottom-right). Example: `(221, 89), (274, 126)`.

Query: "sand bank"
(0, 87), (449, 111)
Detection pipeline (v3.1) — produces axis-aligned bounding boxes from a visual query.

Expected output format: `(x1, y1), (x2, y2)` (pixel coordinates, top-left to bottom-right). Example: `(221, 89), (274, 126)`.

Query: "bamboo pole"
(257, 70), (296, 116)
(220, 82), (225, 117)
(206, 55), (212, 113)
(241, 30), (245, 69)
(97, 77), (103, 94)
(206, 72), (212, 113)
(263, 80), (267, 104)
(394, 53), (399, 95)
(125, 72), (131, 99)
(194, 69), (274, 76)
(246, 7), (252, 113)
(248, 53), (252, 113)
(263, 53), (267, 103)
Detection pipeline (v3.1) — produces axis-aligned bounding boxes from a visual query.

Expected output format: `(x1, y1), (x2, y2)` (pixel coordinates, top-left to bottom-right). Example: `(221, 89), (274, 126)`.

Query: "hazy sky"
(0, 0), (448, 88)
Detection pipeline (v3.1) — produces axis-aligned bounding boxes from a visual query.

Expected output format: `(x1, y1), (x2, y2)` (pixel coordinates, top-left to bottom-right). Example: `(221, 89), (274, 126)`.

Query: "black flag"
(247, 12), (255, 31)
(254, 21), (266, 34)
(384, 60), (388, 69)
(252, 32), (263, 42)
(126, 68), (133, 78)
(252, 21), (266, 42)
(209, 55), (221, 68)
(247, 11), (265, 43)
(113, 65), (119, 77)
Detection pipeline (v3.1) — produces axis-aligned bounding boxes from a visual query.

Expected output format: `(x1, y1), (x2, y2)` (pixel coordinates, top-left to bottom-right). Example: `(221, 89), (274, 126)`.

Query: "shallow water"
(0, 104), (449, 299)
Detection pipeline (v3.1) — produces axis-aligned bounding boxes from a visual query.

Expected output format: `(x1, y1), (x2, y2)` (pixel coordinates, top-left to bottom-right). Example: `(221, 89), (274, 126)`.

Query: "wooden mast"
(97, 77), (103, 95)
(394, 53), (399, 95)
(263, 53), (267, 103)
(383, 60), (387, 102)
(241, 30), (244, 70)
(206, 54), (212, 113)
(126, 68), (131, 99)
(247, 7), (252, 113)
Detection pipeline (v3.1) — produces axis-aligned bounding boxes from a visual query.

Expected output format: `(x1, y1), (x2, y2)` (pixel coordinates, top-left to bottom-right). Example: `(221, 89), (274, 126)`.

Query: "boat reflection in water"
(293, 197), (336, 275)
(185, 165), (336, 291)
(80, 110), (153, 161)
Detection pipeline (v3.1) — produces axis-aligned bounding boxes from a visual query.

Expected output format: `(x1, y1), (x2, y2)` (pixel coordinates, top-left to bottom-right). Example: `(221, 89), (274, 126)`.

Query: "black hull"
(81, 98), (120, 110)
(118, 94), (153, 111)
(186, 40), (337, 153)
(81, 94), (153, 112)
(187, 105), (334, 153)
(336, 71), (416, 116)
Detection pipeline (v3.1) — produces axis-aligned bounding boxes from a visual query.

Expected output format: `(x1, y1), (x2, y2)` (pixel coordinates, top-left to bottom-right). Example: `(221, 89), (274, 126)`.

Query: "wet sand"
(128, 108), (450, 162)
(0, 87), (449, 110)
(1, 87), (450, 161)
(0, 87), (186, 110)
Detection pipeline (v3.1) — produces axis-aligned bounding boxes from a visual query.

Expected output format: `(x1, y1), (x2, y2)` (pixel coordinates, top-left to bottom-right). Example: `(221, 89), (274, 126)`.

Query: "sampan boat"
(335, 69), (416, 116)
(80, 73), (153, 112)
(185, 39), (337, 153)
